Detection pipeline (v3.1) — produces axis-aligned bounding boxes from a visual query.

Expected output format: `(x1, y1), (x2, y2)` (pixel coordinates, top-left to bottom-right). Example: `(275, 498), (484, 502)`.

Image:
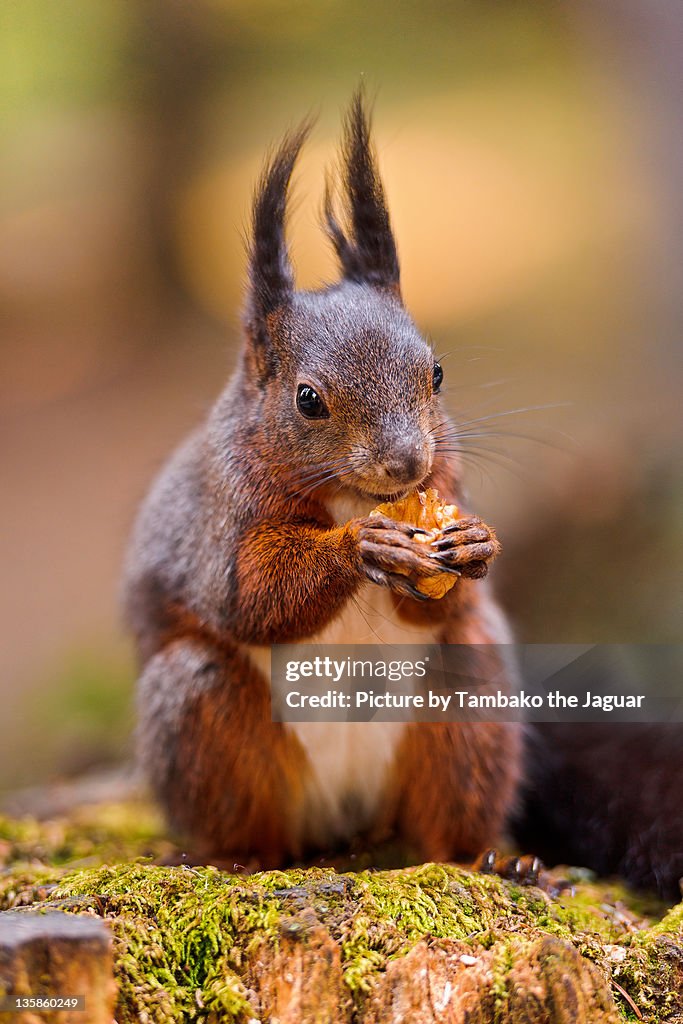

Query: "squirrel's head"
(241, 91), (443, 501)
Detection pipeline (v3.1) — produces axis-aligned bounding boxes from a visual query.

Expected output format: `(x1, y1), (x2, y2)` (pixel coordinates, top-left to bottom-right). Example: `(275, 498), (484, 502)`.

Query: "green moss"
(0, 803), (681, 1022)
(19, 860), (658, 1018)
(53, 865), (264, 1022)
(0, 800), (172, 869)
(491, 939), (516, 1010)
(638, 900), (683, 940)
(608, 900), (683, 1021)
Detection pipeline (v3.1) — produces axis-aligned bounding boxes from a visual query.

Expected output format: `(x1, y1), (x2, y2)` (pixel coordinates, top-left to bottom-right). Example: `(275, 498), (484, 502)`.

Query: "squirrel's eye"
(297, 384), (329, 420)
(432, 362), (443, 393)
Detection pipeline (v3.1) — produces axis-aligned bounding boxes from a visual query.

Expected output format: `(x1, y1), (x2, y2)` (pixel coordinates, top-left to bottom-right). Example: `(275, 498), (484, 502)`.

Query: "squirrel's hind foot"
(474, 848), (573, 897)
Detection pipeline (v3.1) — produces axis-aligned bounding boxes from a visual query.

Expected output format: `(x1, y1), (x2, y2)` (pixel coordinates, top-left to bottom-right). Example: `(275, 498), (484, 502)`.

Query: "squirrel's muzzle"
(375, 431), (431, 488)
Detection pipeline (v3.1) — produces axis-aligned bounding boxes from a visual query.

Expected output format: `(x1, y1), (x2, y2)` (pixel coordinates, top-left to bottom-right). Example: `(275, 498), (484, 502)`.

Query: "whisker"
(449, 402), (572, 432)
(288, 458), (364, 502)
(292, 470), (353, 501)
(450, 449), (530, 485)
(448, 452), (496, 490)
(435, 439), (536, 469)
(435, 428), (575, 454)
(284, 459), (358, 501)
(434, 438), (549, 486)
(281, 457), (351, 482)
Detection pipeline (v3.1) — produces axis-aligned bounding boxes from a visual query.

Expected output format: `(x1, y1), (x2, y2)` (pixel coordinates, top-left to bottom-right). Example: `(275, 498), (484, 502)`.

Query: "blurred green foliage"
(2, 1), (132, 115)
(18, 646), (134, 786)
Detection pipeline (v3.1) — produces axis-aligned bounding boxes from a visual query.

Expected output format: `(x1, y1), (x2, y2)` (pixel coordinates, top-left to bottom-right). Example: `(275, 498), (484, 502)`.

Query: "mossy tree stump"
(0, 911), (114, 1024)
(1, 801), (682, 1023)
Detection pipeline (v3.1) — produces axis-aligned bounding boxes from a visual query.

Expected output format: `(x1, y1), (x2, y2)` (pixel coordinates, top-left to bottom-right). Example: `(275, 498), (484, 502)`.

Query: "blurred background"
(1, 0), (681, 795)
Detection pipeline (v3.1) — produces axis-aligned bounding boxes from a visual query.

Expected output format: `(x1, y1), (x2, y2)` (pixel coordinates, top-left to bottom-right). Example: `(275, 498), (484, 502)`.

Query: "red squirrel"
(124, 93), (522, 868)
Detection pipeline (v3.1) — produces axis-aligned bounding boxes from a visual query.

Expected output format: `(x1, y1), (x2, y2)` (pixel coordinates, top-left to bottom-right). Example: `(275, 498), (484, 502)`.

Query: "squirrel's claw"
(361, 539), (456, 579)
(356, 516), (454, 592)
(430, 514), (501, 577)
(473, 849), (573, 897)
(475, 848), (541, 885)
(362, 565), (431, 601)
(440, 514), (484, 534)
(433, 539), (499, 567)
(360, 513), (429, 538)
(431, 525), (491, 550)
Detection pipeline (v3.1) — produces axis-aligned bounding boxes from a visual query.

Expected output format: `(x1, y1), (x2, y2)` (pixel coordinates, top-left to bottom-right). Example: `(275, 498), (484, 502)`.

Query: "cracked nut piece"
(371, 488), (460, 598)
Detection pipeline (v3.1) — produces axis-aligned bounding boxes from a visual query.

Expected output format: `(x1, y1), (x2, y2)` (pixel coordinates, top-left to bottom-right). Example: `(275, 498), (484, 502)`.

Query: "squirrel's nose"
(381, 445), (429, 485)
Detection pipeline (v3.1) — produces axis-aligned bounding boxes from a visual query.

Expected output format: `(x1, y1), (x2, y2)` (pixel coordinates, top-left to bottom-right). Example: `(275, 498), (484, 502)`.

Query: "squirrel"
(123, 92), (523, 870)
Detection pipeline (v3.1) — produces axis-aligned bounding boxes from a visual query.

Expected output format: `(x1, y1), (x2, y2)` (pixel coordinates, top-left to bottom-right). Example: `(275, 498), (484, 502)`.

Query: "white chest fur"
(246, 491), (442, 846)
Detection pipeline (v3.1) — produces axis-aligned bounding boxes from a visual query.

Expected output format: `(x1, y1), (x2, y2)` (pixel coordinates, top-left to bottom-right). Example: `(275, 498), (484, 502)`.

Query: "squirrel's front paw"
(352, 514), (460, 601)
(430, 515), (500, 579)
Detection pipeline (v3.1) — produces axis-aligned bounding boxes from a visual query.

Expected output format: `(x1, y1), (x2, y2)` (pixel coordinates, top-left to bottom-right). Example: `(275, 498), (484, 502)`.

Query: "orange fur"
(157, 639), (310, 867)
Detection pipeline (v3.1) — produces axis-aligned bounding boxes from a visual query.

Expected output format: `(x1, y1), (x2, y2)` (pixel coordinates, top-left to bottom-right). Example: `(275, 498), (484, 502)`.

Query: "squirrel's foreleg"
(231, 518), (363, 644)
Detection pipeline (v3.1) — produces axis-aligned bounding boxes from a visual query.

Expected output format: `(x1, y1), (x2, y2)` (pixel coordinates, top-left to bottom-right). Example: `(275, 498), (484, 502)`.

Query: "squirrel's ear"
(324, 90), (401, 297)
(244, 120), (312, 366)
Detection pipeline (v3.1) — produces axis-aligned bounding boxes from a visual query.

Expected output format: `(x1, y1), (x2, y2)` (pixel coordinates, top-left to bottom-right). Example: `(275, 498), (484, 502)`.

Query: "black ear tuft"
(246, 119), (312, 331)
(324, 90), (400, 294)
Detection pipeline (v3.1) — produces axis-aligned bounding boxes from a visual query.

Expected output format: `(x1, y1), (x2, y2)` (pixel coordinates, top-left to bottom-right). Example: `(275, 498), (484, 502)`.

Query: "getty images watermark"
(270, 644), (683, 723)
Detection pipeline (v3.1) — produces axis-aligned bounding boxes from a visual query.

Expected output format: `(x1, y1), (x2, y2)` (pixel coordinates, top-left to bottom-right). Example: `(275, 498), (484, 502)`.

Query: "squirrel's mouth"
(353, 485), (412, 503)
(348, 457), (432, 504)
(343, 444), (433, 504)
(351, 472), (431, 503)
